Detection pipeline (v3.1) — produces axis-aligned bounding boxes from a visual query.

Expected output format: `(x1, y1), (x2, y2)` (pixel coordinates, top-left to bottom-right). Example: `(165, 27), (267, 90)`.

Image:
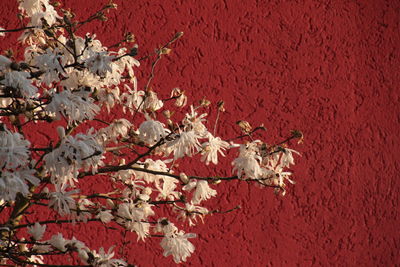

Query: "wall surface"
(1, 0), (399, 266)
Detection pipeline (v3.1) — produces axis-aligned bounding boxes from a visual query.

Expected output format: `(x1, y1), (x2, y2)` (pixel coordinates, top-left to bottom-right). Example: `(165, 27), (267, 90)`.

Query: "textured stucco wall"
(1, 0), (399, 266)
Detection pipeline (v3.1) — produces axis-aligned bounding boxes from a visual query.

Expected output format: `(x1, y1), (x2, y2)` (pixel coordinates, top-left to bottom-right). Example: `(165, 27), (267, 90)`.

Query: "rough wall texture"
(1, 0), (399, 266)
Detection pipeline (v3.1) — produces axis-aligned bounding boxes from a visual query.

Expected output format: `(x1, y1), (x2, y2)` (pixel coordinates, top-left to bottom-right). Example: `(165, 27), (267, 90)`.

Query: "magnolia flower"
(0, 126), (31, 169)
(44, 129), (104, 186)
(48, 185), (78, 216)
(69, 237), (90, 260)
(155, 176), (180, 201)
(61, 69), (103, 90)
(175, 203), (209, 226)
(183, 180), (217, 204)
(158, 221), (196, 264)
(71, 198), (94, 223)
(97, 119), (132, 144)
(138, 117), (169, 145)
(280, 148), (301, 168)
(96, 87), (121, 112)
(0, 169), (39, 202)
(45, 89), (100, 125)
(116, 202), (154, 241)
(134, 159), (171, 184)
(114, 47), (140, 79)
(232, 142), (263, 179)
(121, 84), (145, 114)
(85, 52), (115, 77)
(91, 247), (127, 267)
(0, 27), (4, 37)
(49, 233), (68, 252)
(19, 0), (61, 26)
(27, 223), (46, 241)
(201, 133), (230, 165)
(143, 90), (163, 112)
(167, 131), (201, 159)
(1, 71), (38, 98)
(171, 87), (187, 107)
(96, 209), (114, 224)
(32, 48), (66, 85)
(183, 105), (208, 136)
(232, 155), (263, 179)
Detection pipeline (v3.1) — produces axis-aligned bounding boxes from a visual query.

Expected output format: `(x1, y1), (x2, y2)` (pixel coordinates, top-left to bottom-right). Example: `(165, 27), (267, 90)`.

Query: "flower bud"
(236, 120), (252, 133)
(57, 126), (65, 140)
(174, 32), (184, 39)
(180, 173), (189, 184)
(217, 100), (225, 112)
(106, 199), (115, 208)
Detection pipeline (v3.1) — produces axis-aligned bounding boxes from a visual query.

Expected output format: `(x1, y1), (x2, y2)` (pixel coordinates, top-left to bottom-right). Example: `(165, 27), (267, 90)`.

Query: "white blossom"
(280, 148), (301, 168)
(167, 131), (201, 159)
(138, 117), (169, 145)
(27, 223), (46, 241)
(121, 84), (144, 114)
(61, 69), (103, 90)
(1, 71), (38, 98)
(183, 105), (208, 136)
(85, 52), (115, 77)
(0, 168), (39, 202)
(201, 133), (230, 165)
(159, 221), (196, 264)
(116, 201), (154, 241)
(71, 198), (94, 222)
(0, 126), (31, 169)
(175, 203), (208, 226)
(49, 233), (68, 252)
(32, 48), (66, 85)
(19, 0), (61, 27)
(143, 90), (163, 112)
(114, 47), (140, 79)
(91, 247), (127, 267)
(43, 129), (104, 186)
(232, 142), (263, 179)
(155, 176), (180, 200)
(96, 210), (114, 224)
(96, 119), (132, 144)
(171, 87), (187, 107)
(48, 185), (78, 216)
(45, 89), (100, 125)
(27, 255), (44, 267)
(183, 180), (217, 204)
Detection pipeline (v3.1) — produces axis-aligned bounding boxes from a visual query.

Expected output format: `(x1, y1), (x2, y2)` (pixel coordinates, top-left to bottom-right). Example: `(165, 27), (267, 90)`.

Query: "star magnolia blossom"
(158, 221), (197, 264)
(201, 133), (230, 165)
(1, 71), (38, 98)
(27, 223), (46, 241)
(183, 180), (217, 204)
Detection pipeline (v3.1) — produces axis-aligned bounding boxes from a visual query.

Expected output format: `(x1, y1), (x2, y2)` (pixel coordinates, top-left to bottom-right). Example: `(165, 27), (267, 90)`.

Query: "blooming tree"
(0, 0), (303, 266)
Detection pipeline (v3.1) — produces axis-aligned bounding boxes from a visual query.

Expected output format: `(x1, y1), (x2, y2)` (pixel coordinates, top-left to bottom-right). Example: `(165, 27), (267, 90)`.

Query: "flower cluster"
(0, 0), (302, 266)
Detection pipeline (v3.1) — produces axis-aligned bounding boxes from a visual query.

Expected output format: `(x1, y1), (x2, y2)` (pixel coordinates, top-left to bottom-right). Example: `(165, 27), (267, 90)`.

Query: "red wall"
(1, 0), (399, 266)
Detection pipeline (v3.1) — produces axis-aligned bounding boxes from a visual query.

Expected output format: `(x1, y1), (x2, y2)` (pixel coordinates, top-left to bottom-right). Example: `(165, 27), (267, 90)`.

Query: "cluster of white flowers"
(19, 0), (61, 27)
(0, 1), (302, 265)
(43, 127), (104, 186)
(47, 233), (127, 266)
(0, 126), (40, 201)
(1, 71), (38, 98)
